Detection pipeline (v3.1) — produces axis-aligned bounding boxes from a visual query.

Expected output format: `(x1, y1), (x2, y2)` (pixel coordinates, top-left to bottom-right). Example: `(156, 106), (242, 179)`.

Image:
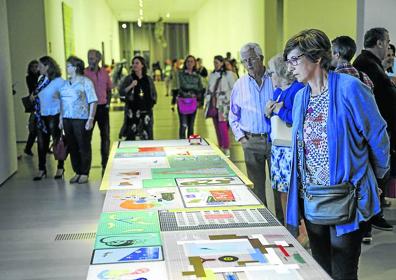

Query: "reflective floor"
(0, 82), (395, 279)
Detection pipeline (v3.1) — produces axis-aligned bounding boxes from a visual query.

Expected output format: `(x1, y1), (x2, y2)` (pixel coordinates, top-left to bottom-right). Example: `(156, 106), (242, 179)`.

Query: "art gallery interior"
(0, 0), (395, 279)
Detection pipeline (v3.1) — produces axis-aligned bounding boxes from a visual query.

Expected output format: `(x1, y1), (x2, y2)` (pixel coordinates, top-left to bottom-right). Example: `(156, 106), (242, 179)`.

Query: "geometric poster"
(87, 261), (168, 280)
(102, 188), (183, 212)
(162, 227), (331, 280)
(91, 246), (163, 264)
(179, 185), (261, 208)
(96, 211), (160, 235)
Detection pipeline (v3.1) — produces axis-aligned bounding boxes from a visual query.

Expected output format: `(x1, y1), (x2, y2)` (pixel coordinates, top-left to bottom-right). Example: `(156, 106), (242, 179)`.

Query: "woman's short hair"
(38, 56), (61, 80)
(66, 56), (85, 75)
(131, 55), (147, 76)
(268, 53), (295, 84)
(183, 55), (197, 71)
(27, 60), (38, 75)
(331, 36), (356, 62)
(364, 27), (388, 48)
(240, 43), (263, 59)
(283, 29), (332, 71)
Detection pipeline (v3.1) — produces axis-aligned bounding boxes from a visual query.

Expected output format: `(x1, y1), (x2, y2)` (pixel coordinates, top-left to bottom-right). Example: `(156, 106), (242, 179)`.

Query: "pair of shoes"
(24, 149), (33, 156)
(371, 216), (394, 231)
(54, 169), (65, 179)
(362, 231), (372, 244)
(223, 149), (231, 157)
(33, 170), (47, 181)
(171, 106), (175, 112)
(69, 174), (80, 184)
(78, 175), (89, 184)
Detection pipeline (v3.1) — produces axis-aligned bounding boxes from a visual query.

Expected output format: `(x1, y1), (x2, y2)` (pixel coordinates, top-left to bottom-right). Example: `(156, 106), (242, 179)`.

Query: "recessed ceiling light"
(166, 13), (170, 18)
(121, 23), (127, 29)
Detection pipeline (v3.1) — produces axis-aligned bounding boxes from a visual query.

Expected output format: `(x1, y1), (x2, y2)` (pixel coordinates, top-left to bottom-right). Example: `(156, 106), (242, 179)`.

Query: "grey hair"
(268, 53), (295, 84)
(240, 43), (263, 59)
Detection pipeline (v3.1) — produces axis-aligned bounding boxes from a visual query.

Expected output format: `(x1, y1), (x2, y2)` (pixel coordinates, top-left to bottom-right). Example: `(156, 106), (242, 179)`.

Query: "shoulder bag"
(53, 131), (68, 161)
(177, 97), (197, 115)
(270, 92), (292, 146)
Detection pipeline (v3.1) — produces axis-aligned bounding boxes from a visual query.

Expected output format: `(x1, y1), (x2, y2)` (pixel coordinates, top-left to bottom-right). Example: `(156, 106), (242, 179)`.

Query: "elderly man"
(84, 49), (112, 174)
(229, 43), (282, 221)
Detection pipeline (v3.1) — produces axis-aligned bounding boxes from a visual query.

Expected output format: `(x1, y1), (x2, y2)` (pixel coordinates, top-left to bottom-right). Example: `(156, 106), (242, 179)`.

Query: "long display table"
(86, 139), (330, 279)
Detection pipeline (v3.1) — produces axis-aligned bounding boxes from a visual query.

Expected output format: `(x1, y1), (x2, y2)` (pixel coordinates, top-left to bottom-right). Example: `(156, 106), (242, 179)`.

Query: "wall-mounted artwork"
(62, 2), (75, 59)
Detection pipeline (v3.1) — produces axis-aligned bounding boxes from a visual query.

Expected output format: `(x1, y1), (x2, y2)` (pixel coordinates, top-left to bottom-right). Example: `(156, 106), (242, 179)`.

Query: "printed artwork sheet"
(91, 246), (163, 264)
(102, 188), (183, 212)
(94, 232), (162, 250)
(87, 261), (168, 280)
(179, 184), (261, 208)
(106, 168), (151, 190)
(118, 139), (208, 148)
(111, 157), (170, 169)
(176, 176), (244, 187)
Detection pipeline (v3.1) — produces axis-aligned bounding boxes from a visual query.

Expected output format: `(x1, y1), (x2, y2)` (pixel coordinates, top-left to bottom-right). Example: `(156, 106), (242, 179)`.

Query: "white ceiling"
(106, 0), (207, 22)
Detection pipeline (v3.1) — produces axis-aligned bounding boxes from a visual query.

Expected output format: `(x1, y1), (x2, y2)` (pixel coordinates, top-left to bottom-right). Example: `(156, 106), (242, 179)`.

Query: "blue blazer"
(286, 71), (390, 236)
(273, 80), (305, 124)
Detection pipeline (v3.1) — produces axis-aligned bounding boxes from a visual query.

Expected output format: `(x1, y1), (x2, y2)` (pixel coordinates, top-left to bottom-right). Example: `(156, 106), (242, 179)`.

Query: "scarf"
(34, 75), (51, 133)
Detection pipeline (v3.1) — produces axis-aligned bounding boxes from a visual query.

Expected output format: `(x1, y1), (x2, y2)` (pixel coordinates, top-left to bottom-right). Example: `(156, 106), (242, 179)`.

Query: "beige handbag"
(270, 93), (292, 146)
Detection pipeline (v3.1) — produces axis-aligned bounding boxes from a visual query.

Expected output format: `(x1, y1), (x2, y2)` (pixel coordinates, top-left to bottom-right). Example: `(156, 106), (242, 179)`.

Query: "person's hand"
(130, 80), (138, 88)
(85, 118), (94, 130)
(272, 101), (284, 114)
(239, 136), (248, 144)
(265, 100), (276, 117)
(59, 118), (63, 130)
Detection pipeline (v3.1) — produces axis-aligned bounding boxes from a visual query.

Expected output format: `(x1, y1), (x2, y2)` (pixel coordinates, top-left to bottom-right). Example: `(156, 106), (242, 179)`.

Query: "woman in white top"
(33, 56), (65, 181)
(59, 56), (98, 184)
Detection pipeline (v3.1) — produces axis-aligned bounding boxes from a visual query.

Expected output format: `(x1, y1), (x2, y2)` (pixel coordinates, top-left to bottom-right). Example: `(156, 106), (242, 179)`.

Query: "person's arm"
(148, 77), (158, 105)
(84, 78), (98, 130)
(106, 71), (113, 106)
(228, 83), (245, 142)
(346, 79), (390, 178)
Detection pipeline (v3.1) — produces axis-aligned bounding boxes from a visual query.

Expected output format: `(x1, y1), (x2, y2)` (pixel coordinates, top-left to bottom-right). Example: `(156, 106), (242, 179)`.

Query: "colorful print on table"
(111, 157), (170, 169)
(152, 167), (236, 179)
(176, 176), (244, 187)
(91, 246), (163, 264)
(118, 139), (208, 148)
(167, 155), (228, 169)
(102, 189), (183, 212)
(162, 227), (331, 280)
(87, 261), (168, 280)
(97, 211), (160, 235)
(94, 232), (162, 250)
(179, 185), (261, 208)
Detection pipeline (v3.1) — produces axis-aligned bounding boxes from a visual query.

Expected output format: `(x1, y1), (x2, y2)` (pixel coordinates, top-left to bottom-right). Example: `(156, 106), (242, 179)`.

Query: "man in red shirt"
(84, 49), (112, 174)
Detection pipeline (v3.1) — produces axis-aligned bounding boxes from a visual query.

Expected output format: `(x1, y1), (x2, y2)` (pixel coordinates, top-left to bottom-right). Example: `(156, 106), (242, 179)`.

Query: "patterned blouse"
(60, 76), (98, 119)
(297, 89), (330, 192)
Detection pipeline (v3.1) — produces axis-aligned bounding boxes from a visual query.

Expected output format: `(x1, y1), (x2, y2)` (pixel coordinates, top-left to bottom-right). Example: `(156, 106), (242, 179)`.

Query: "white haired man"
(229, 43), (282, 222)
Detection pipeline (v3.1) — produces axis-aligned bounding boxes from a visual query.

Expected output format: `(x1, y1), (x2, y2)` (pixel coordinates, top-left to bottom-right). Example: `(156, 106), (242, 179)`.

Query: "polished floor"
(0, 82), (395, 280)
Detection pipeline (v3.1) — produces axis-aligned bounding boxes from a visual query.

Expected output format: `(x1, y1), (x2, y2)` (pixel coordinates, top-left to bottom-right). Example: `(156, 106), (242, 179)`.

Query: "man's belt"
(243, 131), (268, 138)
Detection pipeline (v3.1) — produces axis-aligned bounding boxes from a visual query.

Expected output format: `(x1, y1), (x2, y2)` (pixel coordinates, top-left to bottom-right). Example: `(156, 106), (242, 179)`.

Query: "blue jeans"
(303, 209), (364, 280)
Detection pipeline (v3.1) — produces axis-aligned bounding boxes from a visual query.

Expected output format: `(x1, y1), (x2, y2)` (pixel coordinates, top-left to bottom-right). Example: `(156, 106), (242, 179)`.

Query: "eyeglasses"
(286, 54), (305, 66)
(241, 56), (261, 65)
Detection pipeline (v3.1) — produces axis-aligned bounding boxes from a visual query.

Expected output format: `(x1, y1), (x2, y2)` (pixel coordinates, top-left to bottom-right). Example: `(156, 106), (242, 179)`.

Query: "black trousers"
(36, 114), (64, 171)
(94, 105), (110, 168)
(63, 118), (93, 175)
(178, 109), (196, 139)
(25, 113), (37, 152)
(300, 199), (364, 280)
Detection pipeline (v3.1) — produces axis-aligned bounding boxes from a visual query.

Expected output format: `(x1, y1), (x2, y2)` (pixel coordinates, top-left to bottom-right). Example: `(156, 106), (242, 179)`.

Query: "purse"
(53, 132), (68, 161)
(270, 92), (292, 146)
(205, 75), (222, 118)
(21, 95), (35, 113)
(177, 97), (197, 115)
(303, 182), (357, 225)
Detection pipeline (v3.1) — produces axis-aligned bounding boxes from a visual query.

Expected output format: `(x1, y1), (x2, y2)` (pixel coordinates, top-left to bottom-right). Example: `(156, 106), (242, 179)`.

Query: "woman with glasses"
(284, 29), (389, 280)
(59, 56), (98, 184)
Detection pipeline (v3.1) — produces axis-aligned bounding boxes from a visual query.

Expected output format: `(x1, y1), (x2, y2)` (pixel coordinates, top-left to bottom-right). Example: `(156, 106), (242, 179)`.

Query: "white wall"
(7, 0), (47, 142)
(189, 0), (264, 73)
(0, 0), (18, 183)
(362, 0), (396, 47)
(44, 0), (120, 72)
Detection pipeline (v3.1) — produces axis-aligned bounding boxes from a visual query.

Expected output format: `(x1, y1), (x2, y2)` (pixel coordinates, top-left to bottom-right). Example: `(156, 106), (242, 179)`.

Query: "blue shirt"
(272, 81), (304, 125)
(38, 77), (65, 116)
(229, 73), (273, 141)
(60, 76), (98, 119)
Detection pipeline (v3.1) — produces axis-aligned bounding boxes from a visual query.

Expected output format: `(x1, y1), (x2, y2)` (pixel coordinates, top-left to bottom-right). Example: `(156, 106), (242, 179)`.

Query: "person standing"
(177, 55), (203, 139)
(284, 29), (389, 280)
(24, 60), (40, 156)
(32, 56), (65, 181)
(118, 56), (157, 140)
(84, 49), (112, 174)
(205, 55), (236, 156)
(353, 27), (395, 231)
(60, 56), (98, 184)
(229, 43), (280, 215)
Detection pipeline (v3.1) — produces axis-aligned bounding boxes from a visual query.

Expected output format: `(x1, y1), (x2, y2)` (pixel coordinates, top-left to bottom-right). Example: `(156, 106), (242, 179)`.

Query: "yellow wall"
(44, 0), (120, 73)
(283, 0), (357, 47)
(189, 0), (264, 73)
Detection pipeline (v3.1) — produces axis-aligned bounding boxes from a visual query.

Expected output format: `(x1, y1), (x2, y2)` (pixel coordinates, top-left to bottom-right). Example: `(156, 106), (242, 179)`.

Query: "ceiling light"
(137, 18), (142, 27)
(139, 9), (143, 16)
(121, 23), (127, 29)
(166, 13), (170, 18)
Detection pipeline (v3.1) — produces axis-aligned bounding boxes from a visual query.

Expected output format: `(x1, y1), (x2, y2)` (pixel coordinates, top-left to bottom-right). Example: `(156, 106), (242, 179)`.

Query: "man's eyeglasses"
(241, 57), (261, 65)
(286, 54), (305, 66)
